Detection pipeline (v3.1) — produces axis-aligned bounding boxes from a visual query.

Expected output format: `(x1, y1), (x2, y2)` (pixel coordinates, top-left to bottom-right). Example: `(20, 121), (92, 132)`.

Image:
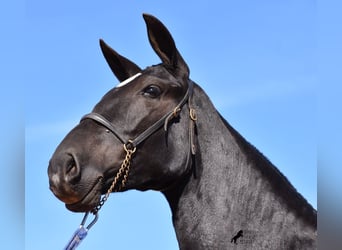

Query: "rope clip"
(64, 212), (99, 250)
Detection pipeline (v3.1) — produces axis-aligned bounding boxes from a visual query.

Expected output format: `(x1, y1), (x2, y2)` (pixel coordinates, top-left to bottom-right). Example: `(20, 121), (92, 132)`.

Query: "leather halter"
(81, 73), (197, 158)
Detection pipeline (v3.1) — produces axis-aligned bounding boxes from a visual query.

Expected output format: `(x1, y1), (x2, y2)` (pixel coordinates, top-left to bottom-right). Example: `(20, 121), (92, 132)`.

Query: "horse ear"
(99, 39), (142, 82)
(143, 14), (189, 80)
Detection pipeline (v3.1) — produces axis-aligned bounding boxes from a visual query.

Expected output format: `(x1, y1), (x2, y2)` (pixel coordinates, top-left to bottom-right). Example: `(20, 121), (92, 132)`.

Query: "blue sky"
(1, 0), (323, 249)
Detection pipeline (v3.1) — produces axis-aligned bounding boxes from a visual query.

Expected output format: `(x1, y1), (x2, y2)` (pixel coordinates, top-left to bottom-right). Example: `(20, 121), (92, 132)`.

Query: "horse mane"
(218, 113), (317, 228)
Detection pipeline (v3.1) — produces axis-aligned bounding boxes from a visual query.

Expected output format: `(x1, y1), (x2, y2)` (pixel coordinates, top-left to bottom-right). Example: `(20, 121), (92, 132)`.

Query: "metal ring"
(124, 140), (137, 153)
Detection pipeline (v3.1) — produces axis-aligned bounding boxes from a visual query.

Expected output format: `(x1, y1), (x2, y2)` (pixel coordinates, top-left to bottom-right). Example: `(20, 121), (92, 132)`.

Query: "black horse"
(48, 14), (317, 249)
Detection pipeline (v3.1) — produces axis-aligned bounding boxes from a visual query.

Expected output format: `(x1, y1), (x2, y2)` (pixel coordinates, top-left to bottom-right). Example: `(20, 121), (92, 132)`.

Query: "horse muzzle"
(48, 151), (103, 212)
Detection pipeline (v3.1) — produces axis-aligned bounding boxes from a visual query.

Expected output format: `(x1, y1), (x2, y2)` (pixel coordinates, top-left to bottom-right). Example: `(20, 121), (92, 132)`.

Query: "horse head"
(48, 14), (195, 213)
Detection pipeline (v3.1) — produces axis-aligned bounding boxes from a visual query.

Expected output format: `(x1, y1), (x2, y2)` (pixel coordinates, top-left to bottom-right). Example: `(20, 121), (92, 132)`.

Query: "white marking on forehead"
(116, 72), (142, 88)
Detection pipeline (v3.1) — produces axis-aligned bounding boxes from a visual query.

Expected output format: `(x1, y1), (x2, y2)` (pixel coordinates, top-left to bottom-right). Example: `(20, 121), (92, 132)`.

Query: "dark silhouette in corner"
(231, 230), (243, 244)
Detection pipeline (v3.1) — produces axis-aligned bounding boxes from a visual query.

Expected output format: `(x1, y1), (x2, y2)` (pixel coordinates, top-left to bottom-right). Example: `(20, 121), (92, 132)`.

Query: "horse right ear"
(143, 14), (189, 80)
(99, 39), (142, 82)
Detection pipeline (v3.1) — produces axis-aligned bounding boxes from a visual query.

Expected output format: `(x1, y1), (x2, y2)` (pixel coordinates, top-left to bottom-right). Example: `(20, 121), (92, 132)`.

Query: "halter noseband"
(81, 75), (195, 151)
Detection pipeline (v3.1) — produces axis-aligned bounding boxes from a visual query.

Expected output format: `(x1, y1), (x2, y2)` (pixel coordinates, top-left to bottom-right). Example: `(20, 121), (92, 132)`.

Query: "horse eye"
(142, 85), (161, 98)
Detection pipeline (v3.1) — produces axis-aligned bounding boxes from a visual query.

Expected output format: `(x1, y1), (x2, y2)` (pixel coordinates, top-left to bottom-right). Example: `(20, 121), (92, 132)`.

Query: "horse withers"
(48, 14), (317, 249)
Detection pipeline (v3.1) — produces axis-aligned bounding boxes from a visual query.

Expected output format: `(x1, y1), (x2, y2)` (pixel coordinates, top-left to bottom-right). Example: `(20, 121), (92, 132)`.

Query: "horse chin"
(65, 178), (103, 213)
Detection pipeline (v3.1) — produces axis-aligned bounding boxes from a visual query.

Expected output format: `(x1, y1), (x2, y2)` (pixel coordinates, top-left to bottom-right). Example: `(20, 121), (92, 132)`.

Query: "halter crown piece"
(64, 72), (196, 249)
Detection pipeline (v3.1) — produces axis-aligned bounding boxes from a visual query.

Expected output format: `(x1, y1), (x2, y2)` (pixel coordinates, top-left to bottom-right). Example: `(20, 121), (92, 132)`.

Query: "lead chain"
(92, 143), (136, 214)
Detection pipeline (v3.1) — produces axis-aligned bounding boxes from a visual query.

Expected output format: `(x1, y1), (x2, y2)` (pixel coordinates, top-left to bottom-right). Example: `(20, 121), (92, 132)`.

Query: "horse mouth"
(66, 177), (103, 212)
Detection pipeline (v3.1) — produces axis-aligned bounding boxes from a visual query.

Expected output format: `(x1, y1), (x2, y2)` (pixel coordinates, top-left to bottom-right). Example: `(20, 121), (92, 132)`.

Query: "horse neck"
(163, 84), (316, 249)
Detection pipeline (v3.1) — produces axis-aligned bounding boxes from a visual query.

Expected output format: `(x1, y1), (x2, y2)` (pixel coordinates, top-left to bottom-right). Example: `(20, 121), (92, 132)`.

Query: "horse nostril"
(65, 154), (81, 183)
(66, 158), (76, 175)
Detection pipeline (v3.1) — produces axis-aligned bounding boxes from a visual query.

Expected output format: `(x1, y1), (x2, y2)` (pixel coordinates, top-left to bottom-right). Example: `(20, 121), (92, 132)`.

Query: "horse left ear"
(99, 39), (142, 82)
(143, 14), (189, 80)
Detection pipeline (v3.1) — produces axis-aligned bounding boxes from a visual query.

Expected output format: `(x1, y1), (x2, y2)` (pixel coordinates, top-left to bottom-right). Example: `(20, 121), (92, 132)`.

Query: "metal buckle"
(189, 108), (197, 121)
